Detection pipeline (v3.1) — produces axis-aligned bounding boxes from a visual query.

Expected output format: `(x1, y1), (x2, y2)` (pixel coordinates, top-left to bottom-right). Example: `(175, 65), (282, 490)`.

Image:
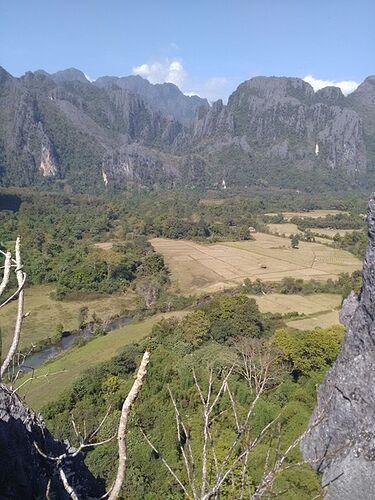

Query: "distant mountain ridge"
(0, 66), (373, 192)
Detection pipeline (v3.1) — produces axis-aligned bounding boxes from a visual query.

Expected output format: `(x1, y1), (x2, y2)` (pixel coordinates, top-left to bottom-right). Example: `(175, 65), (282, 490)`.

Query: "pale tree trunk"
(109, 350), (150, 499)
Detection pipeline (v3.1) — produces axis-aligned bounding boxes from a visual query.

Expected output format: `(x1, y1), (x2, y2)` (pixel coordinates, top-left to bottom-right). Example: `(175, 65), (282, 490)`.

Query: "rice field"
(267, 223), (300, 237)
(310, 228), (360, 238)
(252, 292), (342, 330)
(252, 293), (342, 315)
(267, 223), (359, 243)
(151, 233), (362, 294)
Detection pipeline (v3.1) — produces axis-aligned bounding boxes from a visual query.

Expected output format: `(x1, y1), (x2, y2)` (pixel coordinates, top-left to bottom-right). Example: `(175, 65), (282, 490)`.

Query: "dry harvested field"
(253, 293), (342, 329)
(265, 209), (348, 220)
(251, 293), (341, 315)
(286, 310), (340, 330)
(150, 234), (362, 294)
(267, 223), (299, 236)
(267, 222), (331, 245)
(311, 228), (360, 238)
(94, 241), (115, 250)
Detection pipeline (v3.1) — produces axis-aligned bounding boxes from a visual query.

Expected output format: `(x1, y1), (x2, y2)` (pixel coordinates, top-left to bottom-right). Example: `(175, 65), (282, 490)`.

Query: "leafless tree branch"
(1, 237), (27, 379)
(108, 350), (150, 500)
(59, 466), (79, 500)
(0, 251), (11, 297)
(140, 428), (192, 498)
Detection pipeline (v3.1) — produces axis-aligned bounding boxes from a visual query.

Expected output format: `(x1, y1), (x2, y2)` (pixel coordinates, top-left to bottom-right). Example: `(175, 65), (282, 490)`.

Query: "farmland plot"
(151, 234), (361, 294)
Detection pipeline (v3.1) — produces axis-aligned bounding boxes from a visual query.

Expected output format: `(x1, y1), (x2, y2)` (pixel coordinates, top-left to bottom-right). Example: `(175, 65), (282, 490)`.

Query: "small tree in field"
(290, 234), (300, 249)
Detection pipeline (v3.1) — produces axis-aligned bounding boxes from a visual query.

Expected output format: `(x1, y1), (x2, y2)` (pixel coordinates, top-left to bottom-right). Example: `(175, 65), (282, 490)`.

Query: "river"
(22, 316), (133, 371)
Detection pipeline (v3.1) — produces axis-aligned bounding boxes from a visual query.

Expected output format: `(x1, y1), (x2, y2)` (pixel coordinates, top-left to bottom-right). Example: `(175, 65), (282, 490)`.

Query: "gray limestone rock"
(301, 196), (375, 499)
(0, 383), (104, 498)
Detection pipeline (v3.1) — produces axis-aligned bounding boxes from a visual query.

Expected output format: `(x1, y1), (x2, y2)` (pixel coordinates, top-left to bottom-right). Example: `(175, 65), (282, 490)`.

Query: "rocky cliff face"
(0, 68), (373, 192)
(193, 77), (367, 180)
(0, 68), (186, 189)
(0, 383), (104, 498)
(301, 196), (375, 499)
(95, 74), (209, 126)
(347, 76), (375, 166)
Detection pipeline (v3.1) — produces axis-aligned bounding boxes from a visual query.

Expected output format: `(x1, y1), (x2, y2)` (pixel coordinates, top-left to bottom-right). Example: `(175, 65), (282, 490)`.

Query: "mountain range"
(0, 66), (374, 192)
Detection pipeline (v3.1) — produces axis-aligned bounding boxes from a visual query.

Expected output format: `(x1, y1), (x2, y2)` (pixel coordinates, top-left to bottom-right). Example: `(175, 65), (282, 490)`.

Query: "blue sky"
(0, 0), (373, 100)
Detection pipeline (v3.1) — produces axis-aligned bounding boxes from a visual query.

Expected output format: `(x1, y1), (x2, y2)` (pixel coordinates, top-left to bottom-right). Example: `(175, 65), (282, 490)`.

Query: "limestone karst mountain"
(0, 67), (373, 192)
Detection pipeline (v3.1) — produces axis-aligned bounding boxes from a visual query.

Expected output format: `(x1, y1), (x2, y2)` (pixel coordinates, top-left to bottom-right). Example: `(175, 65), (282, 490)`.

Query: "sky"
(0, 0), (374, 101)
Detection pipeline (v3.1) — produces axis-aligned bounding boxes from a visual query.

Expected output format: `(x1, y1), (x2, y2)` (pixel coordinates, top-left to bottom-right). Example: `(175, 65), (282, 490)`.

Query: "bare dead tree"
(108, 350), (150, 499)
(233, 337), (287, 394)
(135, 277), (161, 309)
(34, 409), (115, 499)
(0, 237), (27, 380)
(141, 339), (326, 500)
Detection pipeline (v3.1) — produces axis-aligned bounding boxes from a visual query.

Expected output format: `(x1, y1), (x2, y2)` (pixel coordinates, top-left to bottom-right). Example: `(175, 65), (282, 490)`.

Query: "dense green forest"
(43, 294), (344, 498)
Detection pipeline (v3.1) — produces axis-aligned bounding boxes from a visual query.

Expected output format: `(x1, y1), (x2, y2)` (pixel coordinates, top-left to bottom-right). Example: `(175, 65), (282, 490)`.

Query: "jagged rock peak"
(0, 66), (13, 81)
(315, 86), (345, 105)
(357, 75), (375, 89)
(51, 68), (89, 84)
(94, 74), (209, 125)
(301, 194), (375, 499)
(229, 76), (315, 104)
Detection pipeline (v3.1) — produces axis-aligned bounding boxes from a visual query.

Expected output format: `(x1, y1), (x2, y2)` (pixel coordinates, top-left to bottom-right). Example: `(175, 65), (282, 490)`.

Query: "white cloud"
(132, 58), (231, 102)
(303, 75), (359, 95)
(132, 59), (186, 88)
(185, 77), (232, 102)
(201, 77), (230, 102)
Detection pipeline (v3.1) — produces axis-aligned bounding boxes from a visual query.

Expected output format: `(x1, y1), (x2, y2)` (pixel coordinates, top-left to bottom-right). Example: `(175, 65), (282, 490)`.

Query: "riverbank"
(17, 310), (188, 409)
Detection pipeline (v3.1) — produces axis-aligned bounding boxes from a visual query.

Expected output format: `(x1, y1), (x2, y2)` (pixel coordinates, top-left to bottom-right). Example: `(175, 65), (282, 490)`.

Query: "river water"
(22, 316), (133, 371)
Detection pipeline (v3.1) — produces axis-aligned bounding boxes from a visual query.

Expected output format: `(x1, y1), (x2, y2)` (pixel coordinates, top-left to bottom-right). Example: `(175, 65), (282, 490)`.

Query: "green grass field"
(18, 310), (188, 410)
(151, 234), (362, 295)
(0, 285), (136, 352)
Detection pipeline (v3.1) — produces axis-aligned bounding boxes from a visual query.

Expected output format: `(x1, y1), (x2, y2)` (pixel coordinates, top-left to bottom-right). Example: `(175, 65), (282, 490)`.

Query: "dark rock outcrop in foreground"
(301, 196), (375, 499)
(0, 383), (104, 499)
